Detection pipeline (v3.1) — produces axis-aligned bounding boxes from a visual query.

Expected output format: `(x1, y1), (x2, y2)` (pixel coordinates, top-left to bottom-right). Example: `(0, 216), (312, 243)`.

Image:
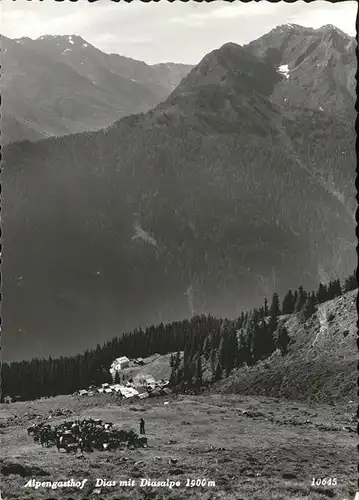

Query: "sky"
(1, 0), (357, 64)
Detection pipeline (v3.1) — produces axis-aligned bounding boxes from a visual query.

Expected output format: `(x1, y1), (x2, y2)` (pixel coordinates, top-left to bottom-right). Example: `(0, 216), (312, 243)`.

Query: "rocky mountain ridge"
(1, 34), (192, 144)
(245, 23), (355, 116)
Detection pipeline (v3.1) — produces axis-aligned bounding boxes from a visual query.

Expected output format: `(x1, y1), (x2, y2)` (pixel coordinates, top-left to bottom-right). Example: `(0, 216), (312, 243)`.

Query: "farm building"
(133, 373), (156, 388)
(112, 356), (130, 370)
(148, 388), (162, 398)
(110, 356), (130, 373)
(135, 386), (149, 399)
(110, 384), (123, 394)
(119, 387), (139, 399)
(110, 356), (130, 381)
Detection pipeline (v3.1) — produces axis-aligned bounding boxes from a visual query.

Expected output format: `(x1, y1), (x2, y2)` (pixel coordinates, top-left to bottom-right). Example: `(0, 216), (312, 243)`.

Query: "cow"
(40, 429), (57, 447)
(136, 436), (148, 448)
(66, 442), (79, 453)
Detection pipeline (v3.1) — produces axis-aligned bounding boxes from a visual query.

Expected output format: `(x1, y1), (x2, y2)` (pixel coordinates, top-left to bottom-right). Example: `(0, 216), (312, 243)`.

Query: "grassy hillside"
(219, 289), (357, 402)
(111, 353), (178, 384)
(1, 291), (356, 498)
(0, 393), (356, 499)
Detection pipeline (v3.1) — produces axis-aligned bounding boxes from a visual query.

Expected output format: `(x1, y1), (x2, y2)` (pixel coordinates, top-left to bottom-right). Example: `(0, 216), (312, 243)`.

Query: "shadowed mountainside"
(2, 25), (356, 361)
(1, 34), (192, 144)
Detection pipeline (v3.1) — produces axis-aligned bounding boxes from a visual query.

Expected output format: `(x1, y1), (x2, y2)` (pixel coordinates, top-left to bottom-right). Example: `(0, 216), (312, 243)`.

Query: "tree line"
(2, 270), (356, 402)
(169, 271), (356, 390)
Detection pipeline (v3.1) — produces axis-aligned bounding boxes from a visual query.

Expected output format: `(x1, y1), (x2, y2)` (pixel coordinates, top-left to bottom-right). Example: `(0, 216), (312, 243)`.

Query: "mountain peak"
(217, 41), (242, 52)
(270, 23), (315, 35)
(36, 34), (89, 46)
(195, 42), (257, 78)
(158, 39), (282, 133)
(280, 23), (307, 30)
(318, 24), (353, 53)
(318, 24), (349, 36)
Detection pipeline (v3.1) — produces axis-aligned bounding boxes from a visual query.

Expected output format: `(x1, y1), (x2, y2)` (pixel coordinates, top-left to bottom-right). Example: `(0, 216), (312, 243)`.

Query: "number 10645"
(311, 478), (337, 486)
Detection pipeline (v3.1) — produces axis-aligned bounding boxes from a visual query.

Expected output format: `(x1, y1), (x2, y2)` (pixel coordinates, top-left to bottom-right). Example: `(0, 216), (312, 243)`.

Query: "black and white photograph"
(1, 0), (357, 498)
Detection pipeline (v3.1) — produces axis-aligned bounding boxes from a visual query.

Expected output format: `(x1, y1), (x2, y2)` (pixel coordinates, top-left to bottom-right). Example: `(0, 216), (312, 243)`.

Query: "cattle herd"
(27, 418), (148, 453)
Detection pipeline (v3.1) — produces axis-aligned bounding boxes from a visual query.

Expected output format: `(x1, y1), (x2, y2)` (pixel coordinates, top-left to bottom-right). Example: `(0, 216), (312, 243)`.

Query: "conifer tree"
(274, 325), (291, 355)
(269, 293), (281, 317)
(336, 279), (342, 297)
(327, 279), (342, 300)
(210, 348), (217, 379)
(316, 283), (328, 304)
(237, 333), (252, 367)
(343, 271), (357, 292)
(174, 350), (181, 370)
(257, 317), (276, 360)
(239, 311), (256, 365)
(282, 290), (295, 314)
(203, 335), (212, 360)
(264, 297), (269, 316)
(293, 290), (299, 310)
(169, 364), (178, 386)
(295, 286), (307, 312)
(218, 337), (227, 374)
(251, 320), (264, 362)
(227, 328), (239, 373)
(183, 351), (195, 386)
(301, 293), (316, 321)
(195, 356), (204, 386)
(326, 281), (335, 300)
(213, 362), (223, 382)
(170, 354), (175, 368)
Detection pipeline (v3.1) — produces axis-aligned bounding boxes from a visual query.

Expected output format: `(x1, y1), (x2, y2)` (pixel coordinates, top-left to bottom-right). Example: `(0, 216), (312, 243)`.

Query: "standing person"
(139, 418), (145, 435)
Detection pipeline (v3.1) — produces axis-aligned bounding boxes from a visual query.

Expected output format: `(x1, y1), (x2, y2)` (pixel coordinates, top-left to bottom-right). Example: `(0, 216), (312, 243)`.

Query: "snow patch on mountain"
(68, 36), (74, 45)
(278, 64), (290, 79)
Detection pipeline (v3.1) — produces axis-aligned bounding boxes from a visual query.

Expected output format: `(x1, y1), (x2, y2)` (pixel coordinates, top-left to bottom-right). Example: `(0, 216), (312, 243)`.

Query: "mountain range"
(1, 34), (192, 144)
(2, 24), (356, 361)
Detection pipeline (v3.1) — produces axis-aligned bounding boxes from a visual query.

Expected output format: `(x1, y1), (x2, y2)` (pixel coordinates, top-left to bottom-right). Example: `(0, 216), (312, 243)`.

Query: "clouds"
(1, 0), (356, 64)
(288, 1), (356, 33)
